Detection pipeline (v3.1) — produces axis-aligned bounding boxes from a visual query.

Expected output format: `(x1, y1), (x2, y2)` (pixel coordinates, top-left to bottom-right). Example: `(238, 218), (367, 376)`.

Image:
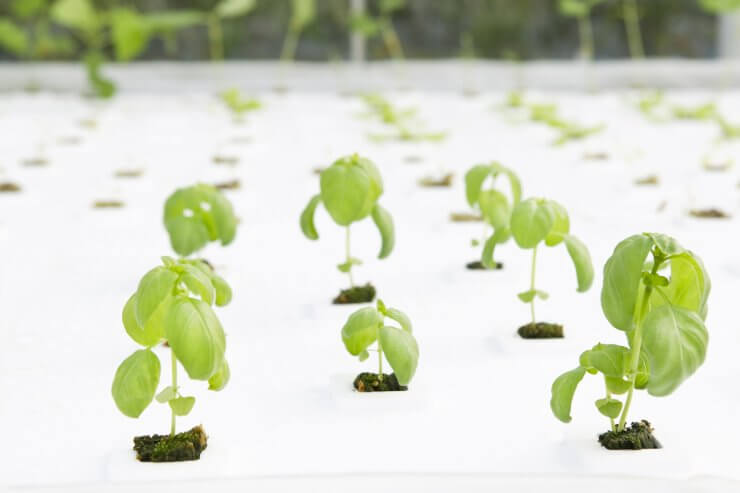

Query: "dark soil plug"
(214, 179), (240, 190)
(0, 182), (21, 193)
(689, 208), (730, 219)
(518, 322), (564, 339)
(133, 425), (208, 462)
(333, 284), (376, 304)
(450, 212), (483, 222)
(353, 372), (407, 392)
(312, 167), (324, 175)
(21, 157), (48, 167)
(114, 169), (143, 178)
(634, 175), (659, 186)
(212, 155), (239, 166)
(598, 420), (661, 450)
(93, 200), (125, 208)
(466, 260), (503, 270)
(418, 173), (453, 188)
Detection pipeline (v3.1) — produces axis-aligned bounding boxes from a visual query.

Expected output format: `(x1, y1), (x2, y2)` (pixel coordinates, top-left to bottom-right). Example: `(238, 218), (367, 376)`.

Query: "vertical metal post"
(350, 0), (366, 63)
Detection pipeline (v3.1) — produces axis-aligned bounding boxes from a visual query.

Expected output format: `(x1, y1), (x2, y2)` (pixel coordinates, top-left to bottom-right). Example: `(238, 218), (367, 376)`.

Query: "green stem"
(377, 339), (384, 379)
(345, 225), (354, 288)
(578, 14), (594, 61)
(604, 375), (616, 432)
(170, 348), (177, 436)
(623, 0), (644, 59)
(281, 29), (300, 62)
(381, 17), (404, 60)
(208, 15), (224, 61)
(530, 245), (538, 325)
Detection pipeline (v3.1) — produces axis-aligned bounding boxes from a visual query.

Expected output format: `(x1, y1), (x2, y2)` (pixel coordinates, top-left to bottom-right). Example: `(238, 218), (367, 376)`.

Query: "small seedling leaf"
(601, 234), (653, 331)
(208, 360), (230, 391)
(385, 307), (412, 333)
(341, 307), (382, 356)
(371, 203), (395, 259)
(510, 198), (555, 249)
(595, 397), (622, 419)
(155, 386), (178, 403)
(134, 266), (179, 327)
(112, 349), (160, 418)
(563, 234), (594, 293)
(169, 396), (196, 416)
(550, 366), (586, 423)
(379, 325), (419, 386)
(300, 194), (322, 240)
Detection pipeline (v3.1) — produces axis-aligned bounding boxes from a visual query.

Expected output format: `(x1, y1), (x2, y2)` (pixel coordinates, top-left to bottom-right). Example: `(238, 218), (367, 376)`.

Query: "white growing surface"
(0, 88), (739, 489)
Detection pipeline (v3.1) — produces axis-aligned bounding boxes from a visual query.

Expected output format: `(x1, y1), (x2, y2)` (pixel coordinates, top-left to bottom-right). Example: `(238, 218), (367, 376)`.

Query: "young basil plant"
(341, 299), (419, 386)
(300, 154), (395, 288)
(361, 94), (445, 142)
(164, 184), (238, 257)
(112, 256), (232, 436)
(349, 0), (406, 60)
(464, 162), (522, 268)
(551, 233), (710, 435)
(280, 0), (317, 61)
(510, 198), (594, 324)
(219, 88), (262, 120)
(558, 0), (605, 60)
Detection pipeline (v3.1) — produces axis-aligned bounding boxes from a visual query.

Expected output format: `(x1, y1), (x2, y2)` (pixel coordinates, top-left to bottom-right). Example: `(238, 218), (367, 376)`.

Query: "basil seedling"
(349, 0), (406, 60)
(551, 233), (710, 450)
(510, 198), (594, 338)
(164, 184), (238, 257)
(301, 154), (395, 304)
(112, 256), (233, 461)
(342, 300), (419, 392)
(219, 88), (261, 121)
(361, 94), (446, 142)
(463, 162), (522, 270)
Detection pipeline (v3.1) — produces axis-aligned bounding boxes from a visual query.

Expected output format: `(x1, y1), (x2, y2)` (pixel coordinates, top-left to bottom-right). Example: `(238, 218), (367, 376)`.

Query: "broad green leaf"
(165, 297), (226, 380)
(544, 200), (570, 246)
(641, 304), (708, 396)
(645, 233), (686, 257)
(50, 0), (98, 33)
(550, 367), (586, 423)
(496, 164), (522, 204)
(563, 234), (594, 292)
(112, 349), (160, 418)
(123, 293), (169, 347)
(208, 360), (230, 391)
(595, 397), (622, 419)
(385, 307), (412, 333)
(289, 0), (316, 30)
(341, 307), (382, 356)
(379, 325), (419, 386)
(169, 396), (196, 416)
(181, 264), (215, 305)
(165, 216), (210, 256)
(337, 257), (362, 273)
(510, 198), (555, 249)
(464, 164), (492, 207)
(605, 376), (631, 394)
(478, 189), (510, 229)
(12, 0), (47, 18)
(300, 194), (321, 240)
(481, 226), (511, 268)
(215, 0), (256, 18)
(358, 349), (369, 361)
(580, 344), (628, 378)
(0, 19), (28, 57)
(134, 267), (178, 327)
(110, 8), (150, 62)
(655, 252), (710, 320)
(355, 156), (384, 216)
(209, 190), (238, 246)
(320, 159), (373, 226)
(601, 234), (653, 331)
(371, 203), (395, 259)
(517, 289), (549, 303)
(155, 385), (177, 403)
(212, 275), (232, 306)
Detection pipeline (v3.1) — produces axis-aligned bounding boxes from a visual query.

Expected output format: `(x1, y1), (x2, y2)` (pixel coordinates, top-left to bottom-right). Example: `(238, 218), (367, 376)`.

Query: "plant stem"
(281, 29), (299, 62)
(345, 225), (354, 287)
(578, 14), (594, 61)
(604, 376), (616, 432)
(623, 0), (644, 59)
(170, 348), (177, 436)
(381, 17), (404, 60)
(530, 245), (538, 325)
(208, 15), (224, 61)
(377, 339), (384, 380)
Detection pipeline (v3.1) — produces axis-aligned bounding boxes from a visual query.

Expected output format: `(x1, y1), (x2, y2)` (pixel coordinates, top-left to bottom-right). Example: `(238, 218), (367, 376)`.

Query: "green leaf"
(122, 293), (169, 347)
(699, 0), (740, 13)
(134, 266), (178, 327)
(50, 0), (98, 33)
(371, 203), (395, 259)
(581, 344), (628, 378)
(494, 163), (522, 204)
(510, 198), (555, 249)
(595, 397), (622, 419)
(0, 19), (28, 57)
(169, 396), (196, 416)
(110, 8), (150, 62)
(337, 257), (362, 273)
(563, 234), (594, 292)
(289, 0), (316, 30)
(478, 190), (511, 229)
(481, 227), (511, 269)
(215, 0), (256, 18)
(385, 307), (412, 333)
(208, 360), (230, 391)
(155, 385), (177, 403)
(358, 349), (369, 362)
(641, 304), (708, 396)
(165, 297), (226, 381)
(517, 289), (549, 303)
(605, 376), (632, 395)
(300, 194), (322, 240)
(320, 155), (381, 226)
(212, 275), (232, 306)
(349, 13), (380, 36)
(181, 264), (215, 305)
(543, 200), (570, 246)
(341, 306), (382, 356)
(600, 234), (653, 331)
(550, 367), (586, 423)
(655, 252), (710, 319)
(12, 0), (47, 18)
(112, 349), (160, 418)
(464, 164), (492, 207)
(645, 233), (686, 257)
(83, 52), (115, 99)
(379, 325), (419, 386)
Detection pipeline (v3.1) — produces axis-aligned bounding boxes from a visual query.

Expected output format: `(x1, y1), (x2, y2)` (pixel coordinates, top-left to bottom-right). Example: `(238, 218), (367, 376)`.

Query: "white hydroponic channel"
(1, 86), (739, 492)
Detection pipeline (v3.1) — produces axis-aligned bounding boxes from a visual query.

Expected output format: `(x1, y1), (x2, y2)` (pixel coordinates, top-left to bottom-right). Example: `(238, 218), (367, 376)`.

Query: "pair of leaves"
(155, 387), (196, 416)
(164, 184), (238, 257)
(341, 304), (418, 386)
(510, 198), (594, 293)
